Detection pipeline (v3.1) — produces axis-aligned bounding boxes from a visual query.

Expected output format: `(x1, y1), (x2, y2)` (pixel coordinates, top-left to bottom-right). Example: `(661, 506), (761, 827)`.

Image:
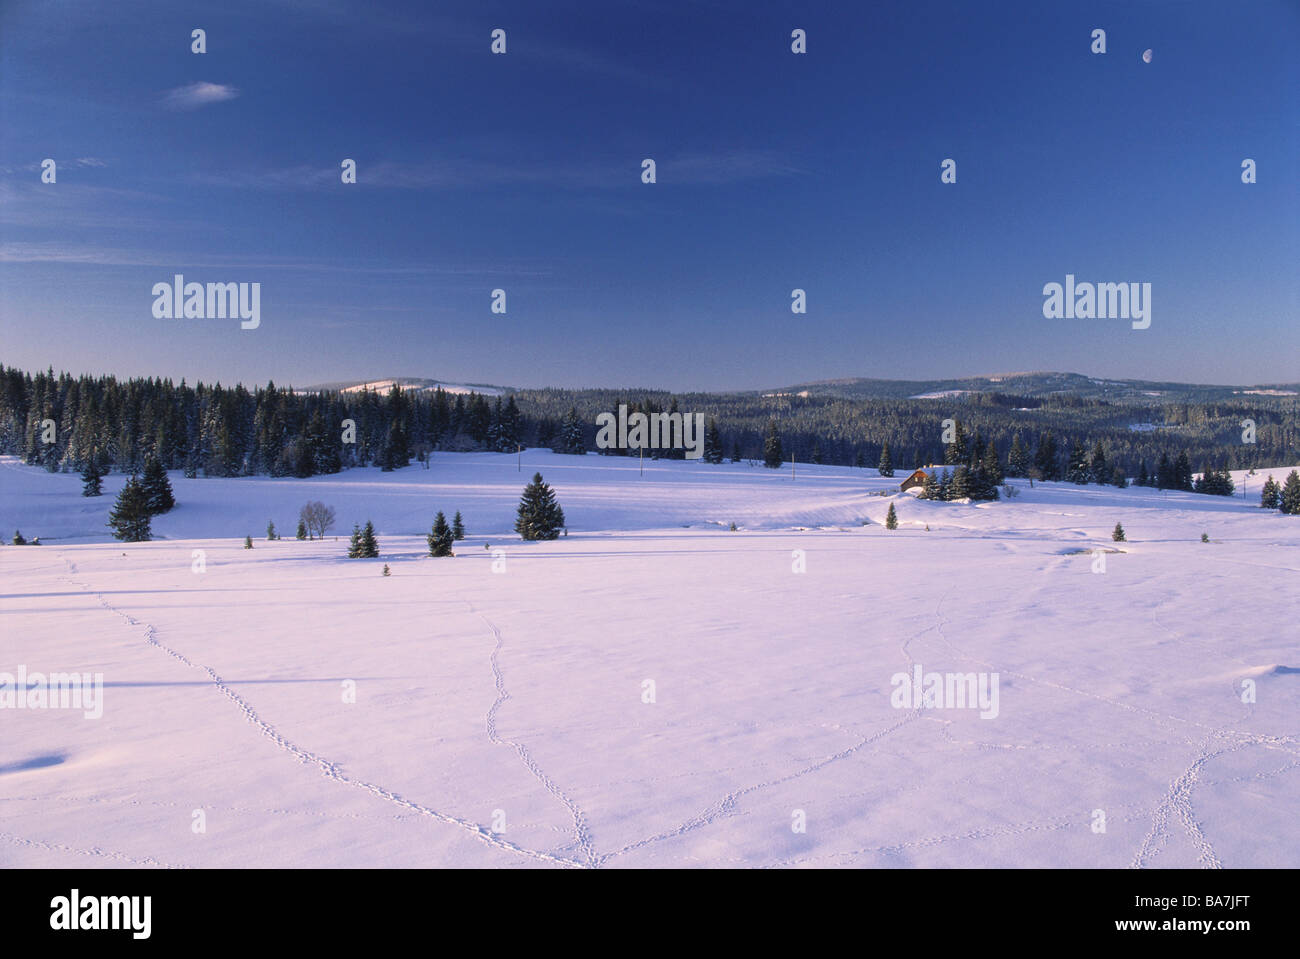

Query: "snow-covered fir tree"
(80, 458), (103, 497)
(703, 418), (724, 464)
(428, 512), (454, 557)
(141, 455), (175, 514)
(762, 420), (783, 469)
(360, 520), (380, 558)
(1281, 470), (1300, 515)
(1260, 475), (1280, 509)
(878, 442), (894, 477)
(515, 472), (566, 540)
(559, 407), (585, 455)
(108, 476), (152, 542)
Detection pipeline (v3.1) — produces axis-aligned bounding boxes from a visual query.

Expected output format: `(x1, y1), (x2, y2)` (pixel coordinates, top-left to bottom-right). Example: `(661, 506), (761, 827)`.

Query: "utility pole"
(517, 443), (522, 472)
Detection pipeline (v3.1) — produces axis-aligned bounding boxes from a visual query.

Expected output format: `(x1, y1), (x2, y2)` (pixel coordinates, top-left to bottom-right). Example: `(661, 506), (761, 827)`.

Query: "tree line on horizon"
(1, 364), (1296, 485)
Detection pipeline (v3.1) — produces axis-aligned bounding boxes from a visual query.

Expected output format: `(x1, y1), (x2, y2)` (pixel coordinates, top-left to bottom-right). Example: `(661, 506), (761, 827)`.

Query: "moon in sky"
(1142, 48), (1153, 63)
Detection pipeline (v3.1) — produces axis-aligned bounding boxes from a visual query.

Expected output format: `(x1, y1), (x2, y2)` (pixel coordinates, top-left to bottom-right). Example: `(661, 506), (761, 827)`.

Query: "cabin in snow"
(899, 468), (930, 492)
(900, 466), (948, 492)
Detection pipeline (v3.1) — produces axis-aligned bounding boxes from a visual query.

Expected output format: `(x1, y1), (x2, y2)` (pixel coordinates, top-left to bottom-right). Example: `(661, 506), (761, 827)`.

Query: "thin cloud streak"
(188, 150), (807, 192)
(163, 82), (239, 110)
(0, 242), (551, 277)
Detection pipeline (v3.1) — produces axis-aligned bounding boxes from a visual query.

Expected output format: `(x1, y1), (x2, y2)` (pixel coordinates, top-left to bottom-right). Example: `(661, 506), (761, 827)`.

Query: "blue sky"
(1, 0), (1296, 391)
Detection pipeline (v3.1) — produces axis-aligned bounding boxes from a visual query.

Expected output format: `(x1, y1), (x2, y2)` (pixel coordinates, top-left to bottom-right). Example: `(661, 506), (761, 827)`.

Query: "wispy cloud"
(163, 82), (239, 110)
(0, 242), (550, 277)
(188, 150), (806, 192)
(662, 151), (808, 183)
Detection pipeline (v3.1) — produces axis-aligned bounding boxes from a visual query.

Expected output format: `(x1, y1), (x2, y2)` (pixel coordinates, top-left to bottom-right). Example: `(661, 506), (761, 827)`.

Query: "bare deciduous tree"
(299, 501), (335, 539)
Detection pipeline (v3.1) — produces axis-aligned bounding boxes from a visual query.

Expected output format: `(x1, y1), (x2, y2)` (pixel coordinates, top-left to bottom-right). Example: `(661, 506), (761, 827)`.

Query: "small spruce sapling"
(1112, 522), (1126, 543)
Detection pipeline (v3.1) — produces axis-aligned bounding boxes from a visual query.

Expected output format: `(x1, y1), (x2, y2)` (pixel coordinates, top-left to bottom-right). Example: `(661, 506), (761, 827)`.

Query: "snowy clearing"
(1, 453), (1297, 868)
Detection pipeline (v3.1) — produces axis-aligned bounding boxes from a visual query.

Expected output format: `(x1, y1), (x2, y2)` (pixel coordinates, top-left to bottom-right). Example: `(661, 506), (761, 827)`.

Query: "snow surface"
(1, 453), (1297, 868)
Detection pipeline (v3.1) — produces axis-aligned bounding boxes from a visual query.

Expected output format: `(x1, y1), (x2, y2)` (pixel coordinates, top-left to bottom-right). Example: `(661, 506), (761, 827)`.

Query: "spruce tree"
(428, 512), (455, 557)
(885, 502), (898, 530)
(1174, 451), (1193, 491)
(347, 523), (363, 558)
(762, 420), (783, 469)
(1066, 441), (1091, 485)
(107, 476), (152, 542)
(1155, 452), (1173, 489)
(1007, 433), (1029, 478)
(141, 455), (175, 514)
(296, 519), (308, 540)
(498, 396), (522, 453)
(1281, 470), (1300, 515)
(1112, 522), (1126, 542)
(981, 439), (1003, 488)
(1110, 466), (1127, 488)
(938, 468), (953, 501)
(943, 420), (969, 466)
(12, 530), (26, 545)
(515, 472), (566, 540)
(919, 471), (939, 500)
(878, 442), (894, 477)
(1089, 442), (1108, 485)
(1136, 460), (1149, 487)
(949, 465), (973, 500)
(703, 418), (724, 464)
(1260, 476), (1280, 509)
(559, 407), (585, 455)
(1034, 432), (1059, 481)
(360, 520), (380, 558)
(452, 511), (465, 540)
(244, 535), (253, 549)
(81, 458), (103, 496)
(266, 520), (277, 540)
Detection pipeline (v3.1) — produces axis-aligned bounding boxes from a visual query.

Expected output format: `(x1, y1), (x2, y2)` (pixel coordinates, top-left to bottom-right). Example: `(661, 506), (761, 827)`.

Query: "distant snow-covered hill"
(300, 377), (506, 397)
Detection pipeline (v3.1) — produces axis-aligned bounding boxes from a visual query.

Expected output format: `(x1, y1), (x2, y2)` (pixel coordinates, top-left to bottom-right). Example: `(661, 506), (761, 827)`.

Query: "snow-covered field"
(1, 452), (1297, 868)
